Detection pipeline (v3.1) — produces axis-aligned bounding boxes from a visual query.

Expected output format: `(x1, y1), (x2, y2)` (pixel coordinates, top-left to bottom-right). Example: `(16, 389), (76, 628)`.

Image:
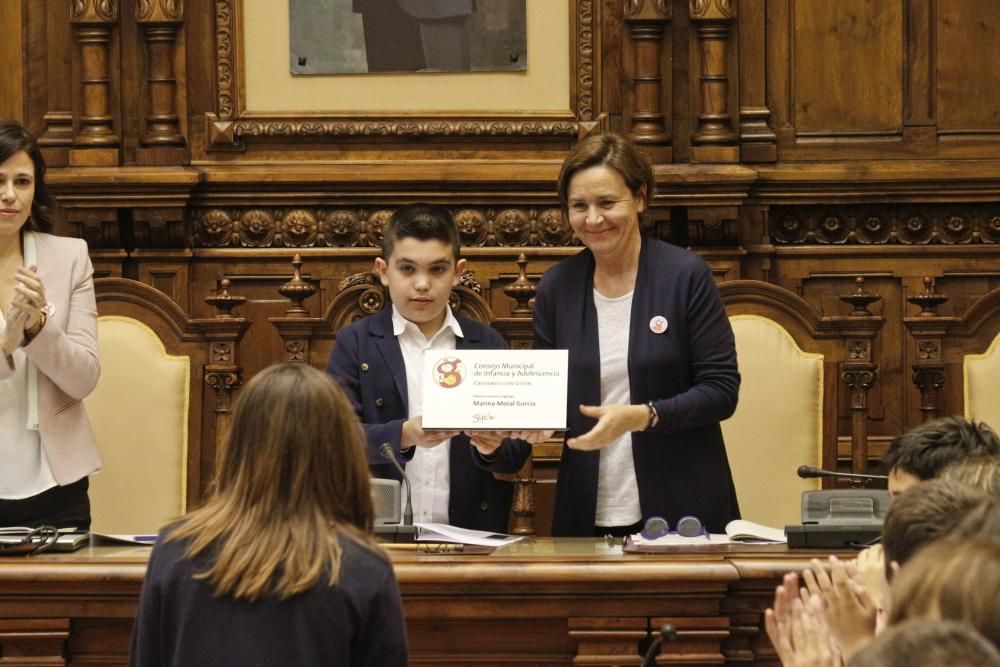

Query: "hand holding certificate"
(422, 350), (568, 431)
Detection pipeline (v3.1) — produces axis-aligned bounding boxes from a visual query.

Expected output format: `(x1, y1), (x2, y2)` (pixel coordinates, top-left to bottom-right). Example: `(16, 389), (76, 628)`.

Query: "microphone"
(797, 465), (887, 482)
(379, 443), (413, 526)
(640, 624), (677, 667)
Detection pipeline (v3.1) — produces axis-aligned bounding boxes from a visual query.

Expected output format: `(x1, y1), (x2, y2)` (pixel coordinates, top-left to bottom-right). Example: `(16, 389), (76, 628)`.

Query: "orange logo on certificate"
(433, 356), (466, 389)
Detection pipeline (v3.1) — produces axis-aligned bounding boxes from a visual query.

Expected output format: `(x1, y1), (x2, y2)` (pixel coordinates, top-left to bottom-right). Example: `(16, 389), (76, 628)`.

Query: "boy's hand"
(401, 416), (458, 450)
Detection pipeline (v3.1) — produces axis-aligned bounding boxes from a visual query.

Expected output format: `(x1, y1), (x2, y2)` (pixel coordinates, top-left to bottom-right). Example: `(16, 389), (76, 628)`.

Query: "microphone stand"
(640, 624), (677, 667)
(379, 443), (416, 542)
(796, 465), (887, 488)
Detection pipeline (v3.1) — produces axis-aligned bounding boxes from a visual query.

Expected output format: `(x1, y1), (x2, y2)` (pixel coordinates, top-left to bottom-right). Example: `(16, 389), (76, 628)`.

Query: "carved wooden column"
(905, 278), (951, 422)
(270, 255), (325, 365)
(624, 0), (672, 162)
(838, 278), (883, 475)
(689, 0), (738, 163)
(70, 0), (120, 166)
(201, 279), (249, 494)
(135, 0), (186, 163)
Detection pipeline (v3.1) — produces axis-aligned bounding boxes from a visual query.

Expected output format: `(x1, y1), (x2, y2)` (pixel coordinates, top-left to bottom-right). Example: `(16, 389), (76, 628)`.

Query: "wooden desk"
(0, 539), (844, 665)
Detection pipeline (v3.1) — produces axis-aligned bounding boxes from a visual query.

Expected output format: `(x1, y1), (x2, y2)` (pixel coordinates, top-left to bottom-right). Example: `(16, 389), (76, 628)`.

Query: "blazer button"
(360, 363), (369, 372)
(480, 502), (488, 511)
(375, 398), (384, 407)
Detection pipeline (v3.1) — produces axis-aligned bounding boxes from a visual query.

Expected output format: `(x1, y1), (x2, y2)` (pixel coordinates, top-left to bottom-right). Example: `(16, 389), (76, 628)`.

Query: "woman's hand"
(2, 304), (28, 354)
(566, 404), (648, 450)
(12, 266), (47, 333)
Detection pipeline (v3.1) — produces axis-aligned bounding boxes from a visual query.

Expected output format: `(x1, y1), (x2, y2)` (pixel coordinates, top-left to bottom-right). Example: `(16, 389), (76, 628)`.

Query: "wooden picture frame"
(206, 0), (597, 147)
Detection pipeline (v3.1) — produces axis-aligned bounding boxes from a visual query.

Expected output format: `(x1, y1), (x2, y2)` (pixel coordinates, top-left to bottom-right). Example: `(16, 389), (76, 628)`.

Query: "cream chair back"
(965, 331), (1000, 432)
(83, 316), (190, 534)
(721, 315), (823, 529)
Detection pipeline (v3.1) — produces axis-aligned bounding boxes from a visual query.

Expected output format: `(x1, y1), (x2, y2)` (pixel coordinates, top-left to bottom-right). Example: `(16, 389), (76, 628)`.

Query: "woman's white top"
(593, 288), (642, 527)
(0, 310), (58, 499)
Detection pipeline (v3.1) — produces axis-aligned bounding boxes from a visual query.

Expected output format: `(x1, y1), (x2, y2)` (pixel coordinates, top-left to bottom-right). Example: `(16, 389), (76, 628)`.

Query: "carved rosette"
(196, 207), (583, 249)
(279, 210), (319, 247)
(454, 209), (489, 247)
(237, 209), (276, 247)
(285, 341), (306, 362)
(321, 210), (361, 247)
(537, 208), (574, 246)
(493, 209), (531, 247)
(770, 205), (1000, 245)
(363, 210), (392, 247)
(197, 209), (234, 247)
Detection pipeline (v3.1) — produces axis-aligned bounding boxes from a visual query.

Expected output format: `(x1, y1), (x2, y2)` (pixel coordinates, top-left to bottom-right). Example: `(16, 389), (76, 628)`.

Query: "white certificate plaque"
(421, 349), (568, 430)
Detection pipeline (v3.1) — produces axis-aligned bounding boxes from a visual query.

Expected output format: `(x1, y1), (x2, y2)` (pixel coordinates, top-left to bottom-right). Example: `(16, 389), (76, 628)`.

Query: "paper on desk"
(89, 532), (159, 546)
(415, 522), (524, 548)
(628, 533), (733, 547)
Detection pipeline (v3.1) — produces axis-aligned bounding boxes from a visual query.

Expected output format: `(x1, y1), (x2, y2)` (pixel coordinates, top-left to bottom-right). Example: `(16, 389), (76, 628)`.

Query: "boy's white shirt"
(392, 303), (464, 524)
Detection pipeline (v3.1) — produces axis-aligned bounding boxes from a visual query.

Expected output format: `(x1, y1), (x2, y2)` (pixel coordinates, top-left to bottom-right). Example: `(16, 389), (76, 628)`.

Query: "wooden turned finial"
(502, 253), (536, 317)
(204, 278), (246, 318)
(839, 276), (881, 316)
(906, 277), (949, 317)
(277, 254), (317, 315)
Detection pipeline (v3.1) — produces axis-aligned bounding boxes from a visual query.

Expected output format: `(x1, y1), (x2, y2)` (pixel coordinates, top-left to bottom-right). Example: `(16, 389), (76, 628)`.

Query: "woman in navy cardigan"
(534, 133), (741, 537)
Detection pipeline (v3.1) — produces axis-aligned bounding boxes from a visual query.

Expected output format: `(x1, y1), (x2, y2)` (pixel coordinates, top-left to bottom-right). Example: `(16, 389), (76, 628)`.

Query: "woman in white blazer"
(0, 119), (100, 530)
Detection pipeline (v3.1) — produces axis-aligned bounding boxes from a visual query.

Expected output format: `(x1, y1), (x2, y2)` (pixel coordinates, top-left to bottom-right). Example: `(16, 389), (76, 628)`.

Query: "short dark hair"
(847, 619), (1000, 667)
(881, 478), (988, 577)
(0, 119), (55, 233)
(382, 204), (460, 262)
(557, 133), (655, 231)
(882, 416), (1000, 479)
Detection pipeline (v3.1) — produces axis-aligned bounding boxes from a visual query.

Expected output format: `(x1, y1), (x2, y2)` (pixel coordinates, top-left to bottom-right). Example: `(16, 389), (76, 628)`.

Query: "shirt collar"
(390, 303), (464, 341)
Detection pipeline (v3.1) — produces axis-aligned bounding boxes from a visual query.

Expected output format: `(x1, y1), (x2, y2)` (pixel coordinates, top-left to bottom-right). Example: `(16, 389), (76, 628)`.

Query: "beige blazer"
(1, 232), (101, 485)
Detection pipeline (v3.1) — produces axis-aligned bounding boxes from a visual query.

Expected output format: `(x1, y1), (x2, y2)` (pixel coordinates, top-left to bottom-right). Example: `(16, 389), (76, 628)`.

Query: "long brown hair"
(166, 363), (379, 601)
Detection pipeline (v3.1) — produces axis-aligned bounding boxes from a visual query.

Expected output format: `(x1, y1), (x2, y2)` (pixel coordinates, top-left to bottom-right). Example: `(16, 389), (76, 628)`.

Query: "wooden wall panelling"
(735, 0), (776, 162)
(936, 1), (1000, 144)
(70, 0), (121, 167)
(27, 1), (76, 167)
(0, 0), (24, 122)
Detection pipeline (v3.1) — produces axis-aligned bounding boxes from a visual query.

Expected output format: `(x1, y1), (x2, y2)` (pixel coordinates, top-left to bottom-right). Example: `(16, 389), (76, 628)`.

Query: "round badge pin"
(649, 315), (668, 334)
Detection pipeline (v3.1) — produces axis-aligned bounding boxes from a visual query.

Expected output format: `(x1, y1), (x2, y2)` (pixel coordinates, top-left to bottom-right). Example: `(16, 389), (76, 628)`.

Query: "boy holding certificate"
(326, 204), (531, 532)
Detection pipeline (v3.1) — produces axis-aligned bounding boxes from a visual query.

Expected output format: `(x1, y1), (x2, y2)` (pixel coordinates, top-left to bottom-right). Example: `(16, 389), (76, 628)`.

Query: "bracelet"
(645, 401), (659, 430)
(22, 312), (47, 346)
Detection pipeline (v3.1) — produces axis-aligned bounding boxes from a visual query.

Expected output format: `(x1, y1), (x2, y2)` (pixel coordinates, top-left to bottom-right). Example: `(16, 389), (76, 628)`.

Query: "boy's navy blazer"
(534, 236), (741, 536)
(327, 307), (531, 532)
